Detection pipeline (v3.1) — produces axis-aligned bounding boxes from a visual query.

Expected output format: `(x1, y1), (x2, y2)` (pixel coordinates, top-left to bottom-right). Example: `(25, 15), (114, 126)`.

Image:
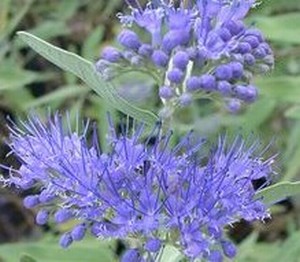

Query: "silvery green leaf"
(17, 31), (158, 125)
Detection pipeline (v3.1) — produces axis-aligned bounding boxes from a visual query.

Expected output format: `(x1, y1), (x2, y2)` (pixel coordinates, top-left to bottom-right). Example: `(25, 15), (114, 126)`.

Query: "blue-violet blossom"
(96, 0), (274, 111)
(1, 113), (275, 261)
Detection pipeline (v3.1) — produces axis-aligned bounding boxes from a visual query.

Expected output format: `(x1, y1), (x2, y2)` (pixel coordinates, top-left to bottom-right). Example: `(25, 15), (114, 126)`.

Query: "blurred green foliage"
(0, 237), (117, 262)
(1, 0), (300, 261)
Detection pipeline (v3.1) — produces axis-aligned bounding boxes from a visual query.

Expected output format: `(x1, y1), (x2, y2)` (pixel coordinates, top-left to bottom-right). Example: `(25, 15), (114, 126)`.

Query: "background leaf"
(17, 31), (158, 125)
(0, 238), (116, 262)
(256, 181), (300, 205)
(255, 13), (300, 44)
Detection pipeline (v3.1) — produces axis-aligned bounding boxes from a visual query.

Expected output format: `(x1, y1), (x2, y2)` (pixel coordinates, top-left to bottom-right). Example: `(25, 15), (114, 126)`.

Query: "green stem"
(183, 0), (189, 8)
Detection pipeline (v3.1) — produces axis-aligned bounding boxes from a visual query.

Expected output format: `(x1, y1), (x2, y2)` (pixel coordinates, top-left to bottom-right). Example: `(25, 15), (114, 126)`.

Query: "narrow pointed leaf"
(256, 181), (300, 205)
(17, 31), (158, 125)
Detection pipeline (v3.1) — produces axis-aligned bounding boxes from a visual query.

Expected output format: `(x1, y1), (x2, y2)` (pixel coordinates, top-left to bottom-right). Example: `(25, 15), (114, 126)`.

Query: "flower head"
(96, 0), (273, 112)
(1, 113), (275, 260)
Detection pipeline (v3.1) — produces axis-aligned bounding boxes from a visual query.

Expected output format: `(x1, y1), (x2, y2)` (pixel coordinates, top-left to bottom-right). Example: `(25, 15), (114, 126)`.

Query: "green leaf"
(17, 31), (158, 125)
(255, 13), (300, 44)
(284, 146), (300, 181)
(28, 21), (70, 40)
(256, 76), (300, 103)
(158, 245), (184, 262)
(222, 97), (276, 129)
(237, 230), (300, 262)
(266, 230), (300, 262)
(256, 181), (300, 205)
(82, 26), (105, 60)
(0, 238), (116, 262)
(23, 85), (89, 109)
(282, 121), (300, 181)
(19, 254), (37, 262)
(285, 106), (300, 119)
(0, 65), (40, 91)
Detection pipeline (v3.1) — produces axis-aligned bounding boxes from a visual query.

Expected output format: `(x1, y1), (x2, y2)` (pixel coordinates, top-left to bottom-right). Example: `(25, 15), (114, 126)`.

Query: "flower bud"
(71, 224), (86, 241)
(237, 42), (251, 54)
(118, 29), (141, 50)
(138, 44), (153, 57)
(187, 76), (201, 91)
(229, 62), (244, 79)
(162, 30), (190, 53)
(173, 51), (189, 70)
(101, 46), (122, 62)
(167, 68), (184, 84)
(54, 208), (72, 224)
(215, 65), (232, 80)
(208, 225), (222, 239)
(151, 50), (169, 67)
(219, 28), (232, 42)
(243, 35), (260, 48)
(179, 93), (193, 107)
(208, 250), (223, 262)
(263, 55), (274, 66)
(59, 233), (73, 249)
(36, 209), (49, 225)
(235, 85), (257, 102)
(145, 238), (161, 253)
(246, 28), (264, 42)
(244, 54), (256, 66)
(217, 81), (232, 96)
(186, 47), (198, 60)
(95, 59), (109, 72)
(226, 20), (245, 35)
(221, 240), (237, 258)
(123, 50), (135, 60)
(131, 56), (143, 66)
(23, 195), (39, 208)
(159, 86), (173, 99)
(39, 190), (55, 203)
(226, 99), (241, 113)
(253, 47), (267, 59)
(199, 74), (216, 90)
(121, 249), (141, 262)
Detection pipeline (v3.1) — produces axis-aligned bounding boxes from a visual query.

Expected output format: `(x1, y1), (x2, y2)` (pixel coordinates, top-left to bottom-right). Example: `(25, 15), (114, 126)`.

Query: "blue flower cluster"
(96, 0), (274, 112)
(2, 113), (275, 261)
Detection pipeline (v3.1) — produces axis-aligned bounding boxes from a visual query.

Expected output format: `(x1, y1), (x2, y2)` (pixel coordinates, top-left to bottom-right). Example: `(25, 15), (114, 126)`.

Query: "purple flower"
(145, 238), (161, 253)
(179, 93), (193, 107)
(159, 85), (173, 99)
(23, 195), (39, 208)
(95, 0), (273, 109)
(162, 29), (191, 53)
(215, 64), (233, 80)
(235, 84), (258, 102)
(71, 224), (86, 241)
(101, 47), (122, 63)
(187, 76), (201, 91)
(167, 68), (184, 84)
(226, 98), (242, 113)
(173, 51), (190, 70)
(151, 49), (169, 67)
(36, 210), (49, 225)
(118, 29), (141, 50)
(2, 113), (275, 260)
(217, 81), (232, 96)
(59, 233), (73, 249)
(138, 44), (153, 57)
(54, 209), (72, 224)
(121, 249), (141, 262)
(122, 4), (164, 46)
(96, 0), (274, 109)
(199, 74), (217, 90)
